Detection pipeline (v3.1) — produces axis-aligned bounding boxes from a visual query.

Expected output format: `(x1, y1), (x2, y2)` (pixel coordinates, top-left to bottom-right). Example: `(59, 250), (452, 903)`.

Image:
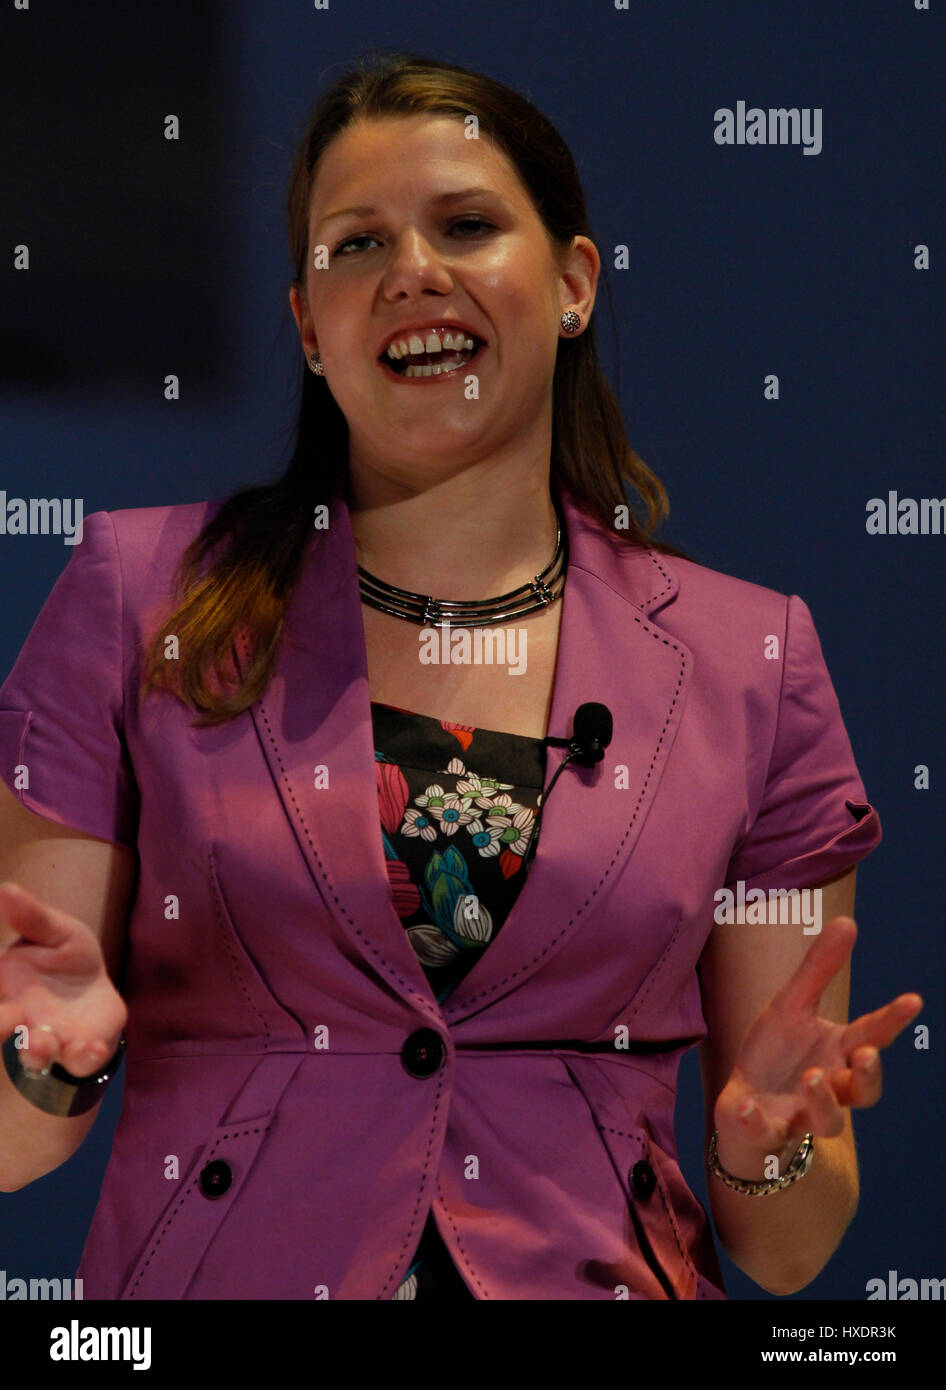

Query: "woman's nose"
(381, 229), (454, 296)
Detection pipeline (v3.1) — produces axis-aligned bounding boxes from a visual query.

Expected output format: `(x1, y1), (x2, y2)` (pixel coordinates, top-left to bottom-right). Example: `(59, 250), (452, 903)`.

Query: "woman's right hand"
(0, 879), (127, 1079)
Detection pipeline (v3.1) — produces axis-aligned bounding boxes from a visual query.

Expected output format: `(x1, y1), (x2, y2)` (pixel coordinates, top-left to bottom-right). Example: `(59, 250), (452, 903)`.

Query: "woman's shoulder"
(626, 543), (795, 634)
(85, 494), (225, 563)
(64, 498), (229, 620)
(565, 490), (792, 625)
(646, 549), (838, 705)
(103, 496), (227, 550)
(663, 550), (791, 611)
(639, 546), (832, 685)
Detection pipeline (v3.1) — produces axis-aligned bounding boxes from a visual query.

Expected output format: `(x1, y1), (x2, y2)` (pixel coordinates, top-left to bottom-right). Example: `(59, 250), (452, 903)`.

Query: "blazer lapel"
(443, 485), (693, 1019)
(240, 479), (693, 1021)
(239, 483), (440, 1016)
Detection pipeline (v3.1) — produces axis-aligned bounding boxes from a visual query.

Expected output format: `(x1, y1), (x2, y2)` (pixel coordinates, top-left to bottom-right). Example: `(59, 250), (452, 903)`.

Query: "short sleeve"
(0, 510), (139, 847)
(724, 594), (881, 892)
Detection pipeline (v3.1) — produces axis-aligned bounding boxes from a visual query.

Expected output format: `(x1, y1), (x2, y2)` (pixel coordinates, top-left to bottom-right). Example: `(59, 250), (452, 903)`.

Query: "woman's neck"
(345, 465), (560, 600)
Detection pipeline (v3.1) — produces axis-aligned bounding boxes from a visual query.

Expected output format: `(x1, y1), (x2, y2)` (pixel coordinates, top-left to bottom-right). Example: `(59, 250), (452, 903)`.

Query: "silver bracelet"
(2, 1031), (125, 1118)
(708, 1128), (814, 1195)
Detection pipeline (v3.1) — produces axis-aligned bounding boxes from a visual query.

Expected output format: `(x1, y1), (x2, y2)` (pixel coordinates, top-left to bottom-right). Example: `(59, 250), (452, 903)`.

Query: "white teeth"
(384, 329), (477, 362)
(403, 359), (467, 378)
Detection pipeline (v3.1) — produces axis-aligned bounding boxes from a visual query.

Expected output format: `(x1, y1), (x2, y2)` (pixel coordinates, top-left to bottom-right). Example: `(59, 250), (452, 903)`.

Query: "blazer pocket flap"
(121, 1051), (305, 1299)
(560, 1057), (703, 1299)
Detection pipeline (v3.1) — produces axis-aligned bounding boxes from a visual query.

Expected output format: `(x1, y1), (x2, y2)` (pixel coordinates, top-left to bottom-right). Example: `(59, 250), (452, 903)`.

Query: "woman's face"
(290, 114), (598, 490)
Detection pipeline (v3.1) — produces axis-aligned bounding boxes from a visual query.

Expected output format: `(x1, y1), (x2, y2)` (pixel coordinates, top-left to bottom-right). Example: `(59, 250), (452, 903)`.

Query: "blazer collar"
(241, 478), (692, 1025)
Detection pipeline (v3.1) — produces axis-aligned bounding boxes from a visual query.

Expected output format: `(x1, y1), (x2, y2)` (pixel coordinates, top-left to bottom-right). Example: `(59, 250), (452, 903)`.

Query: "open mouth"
(377, 336), (485, 382)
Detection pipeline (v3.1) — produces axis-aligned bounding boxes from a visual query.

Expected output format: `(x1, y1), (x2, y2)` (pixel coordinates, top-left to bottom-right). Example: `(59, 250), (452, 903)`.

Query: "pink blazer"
(0, 479), (881, 1299)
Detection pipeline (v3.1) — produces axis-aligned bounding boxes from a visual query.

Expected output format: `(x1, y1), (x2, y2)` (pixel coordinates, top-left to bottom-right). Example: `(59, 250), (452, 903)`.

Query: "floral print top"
(372, 699), (546, 1301)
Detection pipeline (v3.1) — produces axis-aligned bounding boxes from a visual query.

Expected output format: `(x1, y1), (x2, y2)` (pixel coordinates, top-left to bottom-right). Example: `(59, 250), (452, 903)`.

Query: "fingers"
(0, 989), (122, 1084)
(843, 993), (924, 1054)
(829, 1046), (884, 1108)
(803, 1043), (886, 1116)
(57, 1034), (117, 1078)
(799, 1066), (846, 1135)
(769, 915), (858, 1016)
(716, 1085), (796, 1154)
(0, 881), (71, 949)
(9, 1022), (61, 1075)
(3, 1022), (118, 1079)
(799, 990), (922, 1112)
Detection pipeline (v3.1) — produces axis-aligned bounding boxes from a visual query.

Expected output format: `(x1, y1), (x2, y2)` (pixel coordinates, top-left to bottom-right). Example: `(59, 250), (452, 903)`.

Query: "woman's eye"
(334, 219), (494, 256)
(450, 218), (494, 236)
(335, 234), (380, 255)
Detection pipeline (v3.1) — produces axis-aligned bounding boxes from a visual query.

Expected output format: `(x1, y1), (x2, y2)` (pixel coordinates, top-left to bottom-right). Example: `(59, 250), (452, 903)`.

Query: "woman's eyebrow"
(317, 186), (499, 232)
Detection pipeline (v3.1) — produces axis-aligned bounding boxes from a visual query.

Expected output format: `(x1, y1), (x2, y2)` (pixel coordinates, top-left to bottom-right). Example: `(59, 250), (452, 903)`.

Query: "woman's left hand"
(713, 915), (923, 1171)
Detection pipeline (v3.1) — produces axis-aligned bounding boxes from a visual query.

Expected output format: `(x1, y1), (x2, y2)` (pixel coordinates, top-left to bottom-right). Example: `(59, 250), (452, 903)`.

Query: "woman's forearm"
(706, 1124), (860, 1296)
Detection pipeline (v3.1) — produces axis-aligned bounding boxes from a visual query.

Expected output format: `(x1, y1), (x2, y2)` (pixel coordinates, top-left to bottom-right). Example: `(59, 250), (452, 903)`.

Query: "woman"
(0, 52), (922, 1301)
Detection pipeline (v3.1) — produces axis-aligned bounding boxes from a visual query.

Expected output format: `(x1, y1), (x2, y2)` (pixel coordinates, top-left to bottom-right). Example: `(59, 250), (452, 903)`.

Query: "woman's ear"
(558, 235), (600, 327)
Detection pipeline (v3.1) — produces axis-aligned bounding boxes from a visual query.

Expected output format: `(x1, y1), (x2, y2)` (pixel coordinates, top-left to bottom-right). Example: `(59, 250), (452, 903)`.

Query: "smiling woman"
(141, 54), (688, 722)
(290, 112), (574, 440)
(0, 49), (919, 1305)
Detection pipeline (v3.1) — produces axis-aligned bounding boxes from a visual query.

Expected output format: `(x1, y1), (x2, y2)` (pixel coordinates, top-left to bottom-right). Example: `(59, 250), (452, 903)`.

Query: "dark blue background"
(1, 1), (943, 1301)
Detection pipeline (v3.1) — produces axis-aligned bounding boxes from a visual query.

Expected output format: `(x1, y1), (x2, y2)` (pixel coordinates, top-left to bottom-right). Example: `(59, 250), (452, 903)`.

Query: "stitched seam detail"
(599, 1124), (645, 1145)
(207, 847), (271, 1044)
(456, 617), (688, 1007)
(651, 1172), (697, 1282)
(638, 550), (675, 610)
(597, 1126), (698, 1287)
(378, 1066), (450, 1298)
(127, 1123), (270, 1297)
(568, 547), (674, 612)
(586, 1055), (679, 1100)
(433, 1174), (489, 1299)
(241, 634), (430, 1011)
(625, 914), (686, 1021)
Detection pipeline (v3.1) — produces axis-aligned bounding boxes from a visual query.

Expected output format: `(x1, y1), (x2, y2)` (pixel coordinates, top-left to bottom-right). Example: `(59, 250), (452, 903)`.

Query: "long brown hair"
(143, 49), (693, 727)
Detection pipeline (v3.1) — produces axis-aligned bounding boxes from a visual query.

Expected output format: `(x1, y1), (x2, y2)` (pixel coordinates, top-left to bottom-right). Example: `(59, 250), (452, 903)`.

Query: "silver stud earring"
(308, 352), (324, 376)
(560, 310), (581, 335)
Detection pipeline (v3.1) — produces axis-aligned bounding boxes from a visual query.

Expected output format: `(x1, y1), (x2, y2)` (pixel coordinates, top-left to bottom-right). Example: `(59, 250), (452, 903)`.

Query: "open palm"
(0, 880), (126, 1078)
(714, 916), (923, 1152)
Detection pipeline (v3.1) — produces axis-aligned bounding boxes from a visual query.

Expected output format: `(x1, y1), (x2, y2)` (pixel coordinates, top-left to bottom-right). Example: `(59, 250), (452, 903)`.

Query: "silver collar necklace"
(356, 492), (568, 628)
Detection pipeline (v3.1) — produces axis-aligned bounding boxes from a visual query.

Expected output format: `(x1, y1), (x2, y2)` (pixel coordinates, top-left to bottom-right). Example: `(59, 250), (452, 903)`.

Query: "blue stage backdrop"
(0, 0), (942, 1305)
